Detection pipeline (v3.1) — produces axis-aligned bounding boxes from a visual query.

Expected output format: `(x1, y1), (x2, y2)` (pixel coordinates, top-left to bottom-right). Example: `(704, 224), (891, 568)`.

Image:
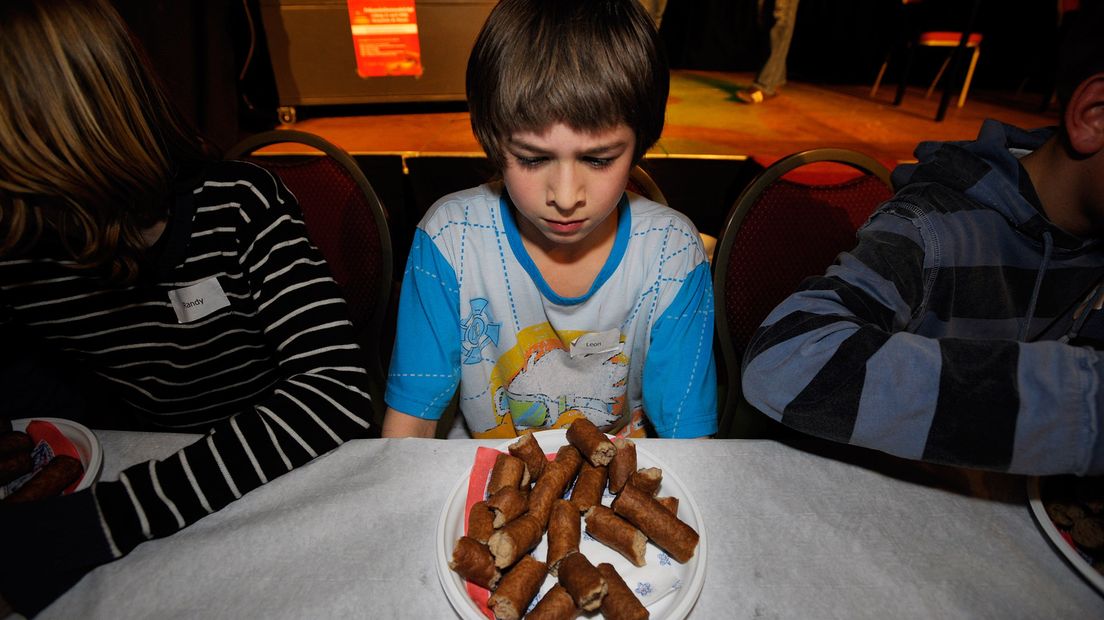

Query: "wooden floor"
(277, 69), (1058, 166)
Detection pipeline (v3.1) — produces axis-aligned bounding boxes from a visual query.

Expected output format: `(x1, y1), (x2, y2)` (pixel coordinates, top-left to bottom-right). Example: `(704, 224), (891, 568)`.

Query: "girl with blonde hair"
(0, 1), (375, 613)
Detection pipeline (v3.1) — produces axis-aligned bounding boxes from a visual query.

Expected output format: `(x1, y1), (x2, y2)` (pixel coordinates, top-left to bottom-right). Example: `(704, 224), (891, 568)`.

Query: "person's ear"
(1065, 73), (1104, 156)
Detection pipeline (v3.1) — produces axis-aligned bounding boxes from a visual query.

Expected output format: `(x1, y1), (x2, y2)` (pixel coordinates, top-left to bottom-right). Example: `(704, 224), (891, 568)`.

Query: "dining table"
(33, 429), (1104, 619)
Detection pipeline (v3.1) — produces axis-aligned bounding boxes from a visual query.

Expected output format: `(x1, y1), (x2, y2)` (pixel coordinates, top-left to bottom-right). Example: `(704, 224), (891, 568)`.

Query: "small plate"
(436, 429), (707, 619)
(1027, 476), (1104, 594)
(12, 417), (103, 492)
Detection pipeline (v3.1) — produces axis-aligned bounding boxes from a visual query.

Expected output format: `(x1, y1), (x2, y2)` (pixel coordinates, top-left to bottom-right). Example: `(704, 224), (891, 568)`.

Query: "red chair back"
(713, 148), (894, 437)
(226, 130), (393, 426)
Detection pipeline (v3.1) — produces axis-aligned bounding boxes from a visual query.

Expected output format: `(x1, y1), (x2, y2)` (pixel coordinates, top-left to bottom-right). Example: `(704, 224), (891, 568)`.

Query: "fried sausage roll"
(487, 487), (529, 528)
(607, 438), (637, 494)
(597, 563), (649, 620)
(556, 552), (607, 612)
(569, 462), (607, 513)
(508, 433), (547, 482)
(3, 455), (84, 504)
(626, 467), (662, 496)
(488, 514), (544, 568)
(487, 554), (547, 620)
(487, 452), (530, 495)
(527, 446), (583, 528)
(468, 501), (496, 543)
(448, 536), (501, 590)
(655, 496), (679, 516)
(611, 484), (699, 563)
(565, 418), (615, 467)
(525, 584), (578, 620)
(547, 499), (581, 575)
(584, 505), (647, 567)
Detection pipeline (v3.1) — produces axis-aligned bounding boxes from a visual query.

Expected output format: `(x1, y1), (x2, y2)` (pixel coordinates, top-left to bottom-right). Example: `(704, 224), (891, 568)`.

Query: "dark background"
(111, 0), (1065, 150)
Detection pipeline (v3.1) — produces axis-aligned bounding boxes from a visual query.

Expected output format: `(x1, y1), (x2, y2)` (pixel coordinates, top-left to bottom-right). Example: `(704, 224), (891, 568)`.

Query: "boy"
(741, 1), (1104, 475)
(382, 0), (717, 439)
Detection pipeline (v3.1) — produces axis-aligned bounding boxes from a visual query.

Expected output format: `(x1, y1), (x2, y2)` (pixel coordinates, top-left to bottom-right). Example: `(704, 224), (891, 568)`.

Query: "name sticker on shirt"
(168, 278), (231, 324)
(570, 328), (623, 358)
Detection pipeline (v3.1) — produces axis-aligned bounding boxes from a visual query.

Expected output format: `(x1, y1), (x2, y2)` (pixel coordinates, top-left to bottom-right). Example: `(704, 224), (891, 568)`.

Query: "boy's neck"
(1021, 135), (1096, 239)
(517, 208), (619, 298)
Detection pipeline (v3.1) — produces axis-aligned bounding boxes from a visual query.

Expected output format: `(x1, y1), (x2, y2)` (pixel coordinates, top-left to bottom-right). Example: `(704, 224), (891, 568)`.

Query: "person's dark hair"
(0, 0), (212, 282)
(466, 0), (669, 170)
(1056, 0), (1104, 111)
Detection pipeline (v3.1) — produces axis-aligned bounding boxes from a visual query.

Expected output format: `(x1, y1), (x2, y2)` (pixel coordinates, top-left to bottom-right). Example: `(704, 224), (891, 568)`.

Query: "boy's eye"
(515, 156), (546, 168)
(583, 157), (615, 169)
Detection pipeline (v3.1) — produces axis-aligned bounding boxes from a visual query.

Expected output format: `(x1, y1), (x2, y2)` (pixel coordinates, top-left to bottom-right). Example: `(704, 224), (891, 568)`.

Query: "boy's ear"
(1065, 72), (1104, 156)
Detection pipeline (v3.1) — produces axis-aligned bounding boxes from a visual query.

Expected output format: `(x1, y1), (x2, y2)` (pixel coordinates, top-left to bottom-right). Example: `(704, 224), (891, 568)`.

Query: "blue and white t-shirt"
(385, 183), (717, 438)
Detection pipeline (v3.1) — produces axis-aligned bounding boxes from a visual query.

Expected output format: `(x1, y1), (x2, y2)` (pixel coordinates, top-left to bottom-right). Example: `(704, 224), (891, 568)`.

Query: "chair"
(712, 148), (894, 438)
(870, 0), (984, 120)
(226, 129), (393, 429)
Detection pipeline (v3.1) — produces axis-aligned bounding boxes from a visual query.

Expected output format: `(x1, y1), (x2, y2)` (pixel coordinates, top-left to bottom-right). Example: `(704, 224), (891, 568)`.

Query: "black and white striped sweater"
(0, 161), (373, 559)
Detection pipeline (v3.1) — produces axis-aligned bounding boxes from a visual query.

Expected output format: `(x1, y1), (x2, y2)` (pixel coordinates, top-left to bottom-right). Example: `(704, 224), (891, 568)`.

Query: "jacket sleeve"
(92, 168), (375, 555)
(741, 203), (1104, 476)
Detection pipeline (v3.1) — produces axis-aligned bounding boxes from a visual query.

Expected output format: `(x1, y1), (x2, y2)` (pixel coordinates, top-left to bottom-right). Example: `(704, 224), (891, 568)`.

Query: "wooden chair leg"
(926, 54), (951, 99)
(871, 59), (889, 98)
(958, 46), (981, 107)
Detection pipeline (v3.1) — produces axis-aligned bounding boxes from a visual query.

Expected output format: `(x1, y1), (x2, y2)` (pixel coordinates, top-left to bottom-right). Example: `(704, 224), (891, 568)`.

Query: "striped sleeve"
(741, 204), (1104, 476)
(92, 166), (374, 556)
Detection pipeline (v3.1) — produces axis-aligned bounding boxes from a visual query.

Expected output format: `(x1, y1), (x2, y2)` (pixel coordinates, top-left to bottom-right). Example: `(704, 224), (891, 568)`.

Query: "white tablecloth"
(41, 432), (1104, 619)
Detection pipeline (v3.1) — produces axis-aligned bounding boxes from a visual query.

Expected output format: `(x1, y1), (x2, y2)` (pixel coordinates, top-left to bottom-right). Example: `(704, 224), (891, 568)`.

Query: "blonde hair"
(0, 0), (210, 281)
(466, 0), (669, 170)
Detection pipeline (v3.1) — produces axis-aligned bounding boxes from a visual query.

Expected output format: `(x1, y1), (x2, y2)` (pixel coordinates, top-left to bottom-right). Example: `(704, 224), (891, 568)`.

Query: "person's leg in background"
(739, 0), (800, 103)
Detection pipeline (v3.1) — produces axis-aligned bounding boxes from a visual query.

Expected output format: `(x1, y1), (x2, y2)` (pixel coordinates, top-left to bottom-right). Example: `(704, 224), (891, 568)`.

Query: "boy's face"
(502, 122), (635, 253)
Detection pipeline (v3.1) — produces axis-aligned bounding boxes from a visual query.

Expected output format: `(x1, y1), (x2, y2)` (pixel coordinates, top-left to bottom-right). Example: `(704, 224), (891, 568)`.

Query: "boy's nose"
(547, 165), (585, 211)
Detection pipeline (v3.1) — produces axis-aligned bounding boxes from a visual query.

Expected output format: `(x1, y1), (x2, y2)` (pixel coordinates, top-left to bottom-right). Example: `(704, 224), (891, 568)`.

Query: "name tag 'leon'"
(570, 328), (623, 358)
(168, 278), (231, 323)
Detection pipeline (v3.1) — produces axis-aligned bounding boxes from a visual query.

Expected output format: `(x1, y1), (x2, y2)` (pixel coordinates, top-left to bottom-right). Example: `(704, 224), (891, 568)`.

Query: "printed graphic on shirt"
(461, 298), (501, 365)
(475, 322), (630, 438)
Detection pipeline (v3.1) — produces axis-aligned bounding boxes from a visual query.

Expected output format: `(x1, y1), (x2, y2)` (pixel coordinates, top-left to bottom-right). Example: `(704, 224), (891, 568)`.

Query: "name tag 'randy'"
(570, 328), (622, 358)
(168, 277), (230, 323)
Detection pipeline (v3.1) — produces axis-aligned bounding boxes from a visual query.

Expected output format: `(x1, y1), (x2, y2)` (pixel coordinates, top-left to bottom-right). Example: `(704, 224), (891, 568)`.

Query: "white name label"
(570, 328), (623, 358)
(168, 278), (231, 323)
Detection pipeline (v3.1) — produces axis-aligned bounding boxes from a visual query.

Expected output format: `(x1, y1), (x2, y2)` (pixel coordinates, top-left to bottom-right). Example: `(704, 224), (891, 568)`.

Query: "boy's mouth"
(545, 219), (585, 234)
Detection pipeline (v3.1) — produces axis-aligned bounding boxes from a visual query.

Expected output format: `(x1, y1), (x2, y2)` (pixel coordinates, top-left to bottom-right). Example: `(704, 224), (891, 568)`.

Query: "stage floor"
(278, 70), (1059, 166)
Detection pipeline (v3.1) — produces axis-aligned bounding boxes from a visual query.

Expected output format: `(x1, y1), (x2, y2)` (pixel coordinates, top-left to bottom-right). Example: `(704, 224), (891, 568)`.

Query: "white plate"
(1026, 476), (1104, 594)
(12, 417), (103, 492)
(436, 429), (707, 619)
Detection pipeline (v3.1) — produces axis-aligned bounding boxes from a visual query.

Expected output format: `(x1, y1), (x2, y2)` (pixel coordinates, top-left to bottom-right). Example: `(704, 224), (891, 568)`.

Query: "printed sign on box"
(347, 0), (424, 78)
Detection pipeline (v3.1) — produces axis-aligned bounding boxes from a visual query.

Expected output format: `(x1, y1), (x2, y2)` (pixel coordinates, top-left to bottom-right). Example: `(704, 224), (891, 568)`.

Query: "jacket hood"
(891, 120), (1068, 242)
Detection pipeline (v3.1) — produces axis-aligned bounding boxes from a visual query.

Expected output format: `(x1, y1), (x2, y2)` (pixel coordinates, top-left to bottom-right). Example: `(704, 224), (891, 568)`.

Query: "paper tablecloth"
(36, 432), (1104, 619)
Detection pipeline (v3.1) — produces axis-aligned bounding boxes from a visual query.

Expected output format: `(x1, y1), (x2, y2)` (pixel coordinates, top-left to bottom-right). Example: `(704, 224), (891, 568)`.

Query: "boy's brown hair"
(466, 0), (669, 170)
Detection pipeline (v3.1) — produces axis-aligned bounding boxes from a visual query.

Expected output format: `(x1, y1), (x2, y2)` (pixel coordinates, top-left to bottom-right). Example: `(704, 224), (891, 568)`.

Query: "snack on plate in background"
(0, 431), (35, 485)
(1044, 475), (1104, 575)
(0, 420), (87, 503)
(565, 418), (616, 467)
